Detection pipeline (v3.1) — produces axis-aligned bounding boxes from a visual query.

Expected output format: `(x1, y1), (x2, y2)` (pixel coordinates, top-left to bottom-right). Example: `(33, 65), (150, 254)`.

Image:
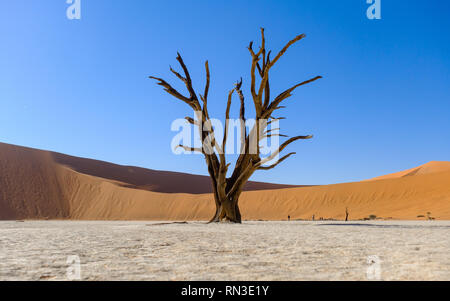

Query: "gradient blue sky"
(1, 1), (449, 185)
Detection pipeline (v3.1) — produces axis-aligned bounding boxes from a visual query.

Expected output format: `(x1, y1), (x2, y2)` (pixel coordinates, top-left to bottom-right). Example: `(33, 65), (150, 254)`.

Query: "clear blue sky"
(1, 1), (449, 185)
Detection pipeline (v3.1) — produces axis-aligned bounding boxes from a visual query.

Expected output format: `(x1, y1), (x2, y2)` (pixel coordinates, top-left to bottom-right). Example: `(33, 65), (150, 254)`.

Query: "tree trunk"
(209, 195), (242, 223)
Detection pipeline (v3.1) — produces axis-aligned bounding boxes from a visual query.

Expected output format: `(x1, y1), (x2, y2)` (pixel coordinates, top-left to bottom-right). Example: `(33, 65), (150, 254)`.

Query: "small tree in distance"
(150, 28), (322, 223)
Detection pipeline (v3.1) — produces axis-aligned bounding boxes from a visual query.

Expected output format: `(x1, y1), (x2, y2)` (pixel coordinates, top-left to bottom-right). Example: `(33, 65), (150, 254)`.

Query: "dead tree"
(150, 29), (322, 223)
(345, 207), (349, 222)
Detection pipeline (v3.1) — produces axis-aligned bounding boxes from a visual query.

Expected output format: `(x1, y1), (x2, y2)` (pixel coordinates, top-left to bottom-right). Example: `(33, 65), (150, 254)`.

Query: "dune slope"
(365, 161), (450, 181)
(0, 142), (296, 219)
(49, 147), (299, 194)
(1, 142), (449, 220)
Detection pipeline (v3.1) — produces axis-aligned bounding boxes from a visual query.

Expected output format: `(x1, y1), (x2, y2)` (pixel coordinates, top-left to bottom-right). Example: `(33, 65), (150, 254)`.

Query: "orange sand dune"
(1, 142), (449, 220)
(365, 161), (450, 181)
(50, 150), (301, 194)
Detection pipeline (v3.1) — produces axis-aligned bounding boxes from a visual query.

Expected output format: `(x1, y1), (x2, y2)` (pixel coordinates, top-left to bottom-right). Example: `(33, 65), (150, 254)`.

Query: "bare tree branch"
(203, 61), (210, 102)
(256, 34), (306, 108)
(226, 158), (257, 198)
(261, 133), (289, 139)
(266, 117), (285, 126)
(263, 75), (322, 118)
(169, 66), (187, 83)
(221, 88), (235, 159)
(200, 61), (211, 119)
(258, 152), (296, 170)
(248, 45), (262, 113)
(264, 128), (281, 135)
(185, 116), (199, 126)
(258, 135), (313, 166)
(235, 79), (247, 154)
(149, 76), (192, 106)
(268, 34), (306, 68)
(176, 144), (203, 153)
(175, 52), (198, 102)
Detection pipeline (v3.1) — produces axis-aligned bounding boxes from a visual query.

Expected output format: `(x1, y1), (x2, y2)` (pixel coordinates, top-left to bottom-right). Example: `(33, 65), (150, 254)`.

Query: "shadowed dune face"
(0, 142), (449, 221)
(0, 143), (70, 220)
(49, 149), (300, 194)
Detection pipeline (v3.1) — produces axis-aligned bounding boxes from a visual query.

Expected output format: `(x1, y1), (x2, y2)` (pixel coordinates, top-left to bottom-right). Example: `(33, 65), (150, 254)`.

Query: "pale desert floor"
(0, 221), (449, 281)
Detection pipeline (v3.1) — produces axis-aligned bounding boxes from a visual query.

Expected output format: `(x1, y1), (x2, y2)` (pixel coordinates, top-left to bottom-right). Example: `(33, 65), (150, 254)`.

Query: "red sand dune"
(50, 150), (300, 194)
(1, 142), (449, 220)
